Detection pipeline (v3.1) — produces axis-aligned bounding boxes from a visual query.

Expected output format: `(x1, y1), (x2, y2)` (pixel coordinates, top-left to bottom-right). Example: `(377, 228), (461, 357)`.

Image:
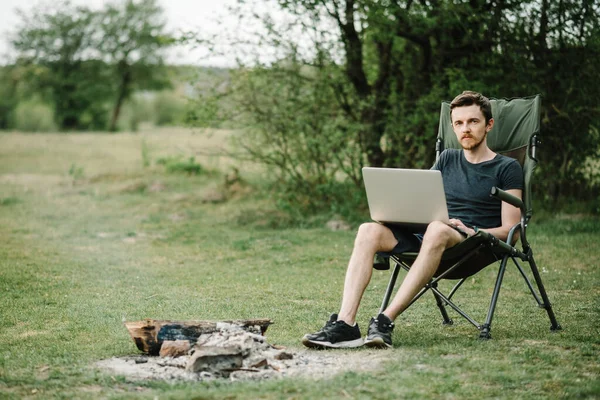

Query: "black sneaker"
(302, 314), (364, 349)
(364, 313), (394, 348)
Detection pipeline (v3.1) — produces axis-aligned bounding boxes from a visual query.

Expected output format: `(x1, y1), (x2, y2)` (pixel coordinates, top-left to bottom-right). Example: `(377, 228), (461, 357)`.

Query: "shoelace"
(318, 320), (337, 334)
(374, 318), (394, 329)
(315, 320), (340, 340)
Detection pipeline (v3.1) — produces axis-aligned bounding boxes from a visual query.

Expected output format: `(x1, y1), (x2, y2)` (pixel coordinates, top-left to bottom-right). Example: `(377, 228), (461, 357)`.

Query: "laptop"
(362, 167), (449, 229)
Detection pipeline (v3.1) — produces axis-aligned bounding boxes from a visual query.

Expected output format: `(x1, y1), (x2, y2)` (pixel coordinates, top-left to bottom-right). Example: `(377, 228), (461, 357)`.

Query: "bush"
(274, 179), (369, 226)
(116, 95), (155, 131)
(12, 99), (57, 132)
(156, 155), (203, 175)
(153, 91), (187, 126)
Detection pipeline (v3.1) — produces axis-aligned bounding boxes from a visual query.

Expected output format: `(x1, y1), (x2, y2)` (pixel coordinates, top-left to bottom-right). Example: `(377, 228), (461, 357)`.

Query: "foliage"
(115, 94), (155, 131)
(484, 0), (600, 201)
(156, 155), (203, 175)
(141, 138), (151, 167)
(193, 0), (600, 214)
(0, 66), (20, 130)
(68, 163), (85, 181)
(11, 3), (112, 130)
(96, 0), (173, 131)
(8, 0), (172, 131)
(236, 64), (363, 182)
(182, 67), (233, 129)
(0, 196), (20, 206)
(153, 91), (188, 126)
(579, 140), (600, 189)
(274, 178), (369, 225)
(191, 58), (367, 214)
(11, 98), (57, 132)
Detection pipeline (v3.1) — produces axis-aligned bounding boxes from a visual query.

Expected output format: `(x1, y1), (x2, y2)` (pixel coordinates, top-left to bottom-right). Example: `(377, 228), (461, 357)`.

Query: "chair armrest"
(506, 222), (521, 245)
(490, 187), (524, 212)
(490, 187), (530, 250)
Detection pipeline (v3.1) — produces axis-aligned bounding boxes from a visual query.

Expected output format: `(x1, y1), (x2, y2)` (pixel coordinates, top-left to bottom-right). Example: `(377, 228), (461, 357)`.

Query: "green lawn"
(0, 131), (598, 399)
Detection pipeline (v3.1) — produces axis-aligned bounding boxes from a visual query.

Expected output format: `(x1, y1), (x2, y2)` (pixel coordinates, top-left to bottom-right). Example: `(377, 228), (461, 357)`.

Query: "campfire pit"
(95, 319), (391, 382)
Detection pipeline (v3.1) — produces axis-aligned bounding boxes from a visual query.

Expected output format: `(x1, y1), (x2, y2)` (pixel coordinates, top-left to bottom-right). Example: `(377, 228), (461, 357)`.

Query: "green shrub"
(141, 139), (151, 168)
(12, 99), (57, 132)
(68, 163), (85, 180)
(156, 155), (202, 175)
(274, 179), (369, 226)
(116, 95), (155, 131)
(153, 91), (187, 126)
(0, 197), (20, 206)
(580, 144), (600, 189)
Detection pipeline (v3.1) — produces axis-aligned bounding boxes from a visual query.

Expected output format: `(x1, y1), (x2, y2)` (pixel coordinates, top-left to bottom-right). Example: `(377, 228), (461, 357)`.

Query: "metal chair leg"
(480, 256), (510, 339)
(378, 262), (401, 315)
(432, 288), (453, 325)
(527, 252), (562, 331)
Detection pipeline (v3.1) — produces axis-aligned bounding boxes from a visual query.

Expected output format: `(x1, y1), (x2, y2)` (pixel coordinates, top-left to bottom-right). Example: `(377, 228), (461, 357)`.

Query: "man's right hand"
(448, 219), (476, 237)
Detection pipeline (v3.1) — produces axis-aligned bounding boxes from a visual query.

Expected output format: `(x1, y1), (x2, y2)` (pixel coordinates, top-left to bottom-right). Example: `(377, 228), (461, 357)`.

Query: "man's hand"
(448, 218), (477, 237)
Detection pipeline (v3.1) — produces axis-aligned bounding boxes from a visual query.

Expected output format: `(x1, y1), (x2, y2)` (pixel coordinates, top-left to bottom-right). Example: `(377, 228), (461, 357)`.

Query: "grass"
(0, 129), (599, 399)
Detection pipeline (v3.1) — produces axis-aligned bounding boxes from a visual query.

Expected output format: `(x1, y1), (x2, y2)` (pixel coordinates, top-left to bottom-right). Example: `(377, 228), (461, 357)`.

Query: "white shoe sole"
(302, 336), (364, 349)
(364, 337), (392, 349)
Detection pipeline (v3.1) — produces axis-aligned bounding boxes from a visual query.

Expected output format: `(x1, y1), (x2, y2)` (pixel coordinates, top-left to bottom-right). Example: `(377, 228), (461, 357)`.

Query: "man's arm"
(450, 188), (522, 242)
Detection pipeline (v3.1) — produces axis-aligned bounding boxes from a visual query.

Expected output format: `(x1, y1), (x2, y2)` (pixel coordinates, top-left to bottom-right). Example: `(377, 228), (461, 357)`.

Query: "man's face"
(451, 104), (493, 151)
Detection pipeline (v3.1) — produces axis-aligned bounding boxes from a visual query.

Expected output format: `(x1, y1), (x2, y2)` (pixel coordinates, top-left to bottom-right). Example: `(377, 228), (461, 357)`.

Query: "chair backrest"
(437, 95), (542, 218)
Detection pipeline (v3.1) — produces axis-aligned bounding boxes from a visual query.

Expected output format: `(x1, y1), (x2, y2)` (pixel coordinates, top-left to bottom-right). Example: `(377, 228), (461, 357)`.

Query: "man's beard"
(461, 132), (487, 150)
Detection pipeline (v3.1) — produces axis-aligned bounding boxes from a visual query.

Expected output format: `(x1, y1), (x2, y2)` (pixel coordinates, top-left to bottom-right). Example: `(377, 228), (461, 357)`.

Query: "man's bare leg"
(337, 223), (398, 325)
(382, 221), (464, 321)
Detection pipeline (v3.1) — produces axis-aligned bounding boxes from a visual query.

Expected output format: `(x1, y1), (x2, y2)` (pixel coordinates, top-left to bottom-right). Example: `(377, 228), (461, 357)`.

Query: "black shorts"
(384, 224), (424, 254)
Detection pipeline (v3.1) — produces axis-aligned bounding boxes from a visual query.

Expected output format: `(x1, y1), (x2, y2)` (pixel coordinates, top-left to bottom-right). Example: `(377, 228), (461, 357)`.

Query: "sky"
(0, 0), (245, 67)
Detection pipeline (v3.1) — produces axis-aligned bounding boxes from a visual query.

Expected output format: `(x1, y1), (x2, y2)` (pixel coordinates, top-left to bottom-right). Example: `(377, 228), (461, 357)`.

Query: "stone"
(148, 182), (166, 192)
(201, 188), (226, 203)
(159, 340), (191, 358)
(274, 351), (294, 360)
(186, 346), (243, 375)
(326, 219), (351, 231)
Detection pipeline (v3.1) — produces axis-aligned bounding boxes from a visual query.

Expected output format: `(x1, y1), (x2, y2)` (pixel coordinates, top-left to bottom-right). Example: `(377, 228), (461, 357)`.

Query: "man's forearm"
(477, 225), (518, 242)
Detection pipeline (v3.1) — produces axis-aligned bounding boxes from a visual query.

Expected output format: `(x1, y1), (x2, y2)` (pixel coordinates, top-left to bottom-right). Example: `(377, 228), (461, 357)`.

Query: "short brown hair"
(450, 91), (493, 124)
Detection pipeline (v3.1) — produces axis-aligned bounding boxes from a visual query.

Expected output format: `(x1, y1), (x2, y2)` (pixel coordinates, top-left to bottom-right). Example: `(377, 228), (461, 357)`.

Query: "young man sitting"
(302, 91), (523, 349)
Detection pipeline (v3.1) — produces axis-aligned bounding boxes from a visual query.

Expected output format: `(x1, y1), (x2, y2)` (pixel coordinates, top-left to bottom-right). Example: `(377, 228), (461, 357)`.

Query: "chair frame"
(377, 131), (562, 339)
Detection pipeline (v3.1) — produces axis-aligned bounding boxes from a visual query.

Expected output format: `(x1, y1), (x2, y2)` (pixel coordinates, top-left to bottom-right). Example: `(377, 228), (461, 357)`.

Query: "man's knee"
(423, 221), (453, 244)
(355, 222), (388, 247)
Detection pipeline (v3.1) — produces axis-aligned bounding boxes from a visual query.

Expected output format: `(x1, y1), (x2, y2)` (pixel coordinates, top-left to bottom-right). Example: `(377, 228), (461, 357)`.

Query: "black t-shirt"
(432, 149), (524, 229)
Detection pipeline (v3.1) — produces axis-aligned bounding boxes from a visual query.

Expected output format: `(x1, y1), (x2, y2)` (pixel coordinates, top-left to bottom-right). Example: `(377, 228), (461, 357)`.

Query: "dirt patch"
(0, 173), (66, 187)
(555, 213), (592, 220)
(17, 330), (50, 339)
(96, 348), (391, 382)
(97, 327), (391, 382)
(97, 321), (394, 382)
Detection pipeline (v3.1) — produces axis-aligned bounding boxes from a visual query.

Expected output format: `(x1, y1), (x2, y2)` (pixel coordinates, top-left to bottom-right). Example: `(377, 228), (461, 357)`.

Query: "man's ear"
(486, 118), (495, 132)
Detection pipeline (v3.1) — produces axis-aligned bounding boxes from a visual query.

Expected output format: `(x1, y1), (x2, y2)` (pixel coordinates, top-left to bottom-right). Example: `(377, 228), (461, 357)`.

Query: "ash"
(96, 327), (391, 382)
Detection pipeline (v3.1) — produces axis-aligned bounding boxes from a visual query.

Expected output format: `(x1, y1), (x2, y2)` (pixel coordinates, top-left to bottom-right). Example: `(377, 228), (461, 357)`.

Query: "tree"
(197, 0), (600, 214)
(500, 0), (600, 201)
(96, 0), (172, 132)
(11, 2), (113, 130)
(0, 66), (19, 129)
(10, 0), (173, 131)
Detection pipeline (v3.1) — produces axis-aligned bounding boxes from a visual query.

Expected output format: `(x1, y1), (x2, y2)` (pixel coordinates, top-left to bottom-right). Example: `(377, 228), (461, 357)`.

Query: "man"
(302, 91), (524, 349)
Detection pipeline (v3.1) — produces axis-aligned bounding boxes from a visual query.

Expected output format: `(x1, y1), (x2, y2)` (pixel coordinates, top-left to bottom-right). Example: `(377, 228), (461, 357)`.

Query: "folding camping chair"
(374, 95), (561, 339)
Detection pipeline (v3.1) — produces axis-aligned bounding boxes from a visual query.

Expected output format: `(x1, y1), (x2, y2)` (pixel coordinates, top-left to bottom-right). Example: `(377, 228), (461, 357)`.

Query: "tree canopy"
(195, 0), (600, 213)
(97, 0), (173, 131)
(10, 0), (172, 131)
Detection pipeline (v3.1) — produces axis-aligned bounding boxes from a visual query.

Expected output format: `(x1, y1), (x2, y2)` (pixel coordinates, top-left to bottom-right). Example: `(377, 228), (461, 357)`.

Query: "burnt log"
(124, 319), (273, 356)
